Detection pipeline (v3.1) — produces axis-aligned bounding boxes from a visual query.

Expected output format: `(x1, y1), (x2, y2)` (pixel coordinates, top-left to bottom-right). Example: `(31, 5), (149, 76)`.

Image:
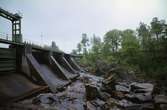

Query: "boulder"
(160, 104), (167, 110)
(130, 82), (154, 93)
(32, 93), (58, 105)
(86, 99), (105, 110)
(140, 103), (154, 110)
(125, 92), (153, 103)
(99, 91), (111, 101)
(86, 101), (97, 110)
(85, 84), (99, 100)
(117, 99), (134, 108)
(101, 74), (116, 93)
(115, 84), (130, 93)
(154, 95), (167, 104)
(112, 91), (126, 99)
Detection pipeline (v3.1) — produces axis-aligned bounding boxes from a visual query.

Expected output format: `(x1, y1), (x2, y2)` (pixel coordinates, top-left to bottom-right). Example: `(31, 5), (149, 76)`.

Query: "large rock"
(101, 74), (116, 93)
(154, 95), (167, 104)
(125, 92), (153, 102)
(125, 82), (154, 103)
(32, 93), (58, 104)
(140, 103), (154, 110)
(85, 84), (100, 100)
(80, 72), (103, 88)
(99, 91), (111, 101)
(160, 104), (167, 110)
(115, 84), (130, 93)
(112, 91), (126, 99)
(130, 82), (154, 93)
(33, 80), (86, 110)
(86, 101), (97, 110)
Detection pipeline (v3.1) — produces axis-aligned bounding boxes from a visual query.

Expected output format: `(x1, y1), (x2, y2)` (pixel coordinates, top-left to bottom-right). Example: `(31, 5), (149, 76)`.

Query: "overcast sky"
(0, 0), (167, 53)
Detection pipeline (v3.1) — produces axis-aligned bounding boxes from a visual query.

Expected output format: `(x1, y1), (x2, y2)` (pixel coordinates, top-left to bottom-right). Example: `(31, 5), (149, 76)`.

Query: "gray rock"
(85, 84), (99, 100)
(154, 95), (167, 104)
(33, 93), (58, 104)
(130, 82), (154, 93)
(86, 101), (97, 110)
(115, 85), (130, 93)
(125, 92), (153, 102)
(160, 104), (167, 110)
(99, 91), (111, 101)
(86, 99), (105, 110)
(118, 99), (134, 108)
(140, 103), (154, 110)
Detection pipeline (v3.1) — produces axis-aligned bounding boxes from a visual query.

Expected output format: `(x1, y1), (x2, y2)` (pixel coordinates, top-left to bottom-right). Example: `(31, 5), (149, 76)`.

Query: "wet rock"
(86, 99), (105, 110)
(102, 74), (116, 93)
(125, 92), (153, 103)
(106, 98), (142, 110)
(32, 93), (58, 105)
(32, 80), (86, 110)
(106, 98), (120, 108)
(104, 65), (137, 83)
(85, 84), (100, 100)
(118, 100), (154, 110)
(117, 99), (134, 108)
(117, 82), (130, 88)
(154, 95), (167, 104)
(93, 99), (106, 107)
(141, 103), (154, 110)
(130, 82), (154, 93)
(55, 80), (86, 110)
(7, 67), (160, 110)
(112, 91), (126, 99)
(115, 84), (130, 93)
(80, 72), (103, 88)
(99, 91), (111, 101)
(160, 104), (167, 110)
(109, 106), (121, 110)
(120, 82), (154, 103)
(86, 101), (97, 110)
(103, 74), (116, 85)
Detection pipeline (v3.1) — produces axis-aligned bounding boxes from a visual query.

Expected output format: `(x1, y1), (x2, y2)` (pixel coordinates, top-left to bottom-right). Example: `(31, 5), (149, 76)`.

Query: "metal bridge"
(0, 7), (82, 104)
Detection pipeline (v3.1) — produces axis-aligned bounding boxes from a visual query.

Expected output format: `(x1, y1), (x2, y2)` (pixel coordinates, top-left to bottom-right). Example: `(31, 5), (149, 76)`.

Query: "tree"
(91, 35), (102, 54)
(71, 49), (77, 55)
(77, 43), (82, 54)
(104, 29), (121, 53)
(121, 29), (139, 50)
(88, 35), (103, 65)
(137, 22), (151, 49)
(81, 33), (89, 54)
(120, 29), (140, 66)
(150, 17), (163, 40)
(73, 17), (167, 84)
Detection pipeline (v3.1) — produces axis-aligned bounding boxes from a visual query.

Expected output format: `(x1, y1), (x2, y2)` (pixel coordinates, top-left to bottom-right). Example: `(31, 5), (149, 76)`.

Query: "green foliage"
(73, 17), (167, 81)
(104, 29), (121, 53)
(120, 29), (140, 67)
(151, 17), (164, 39)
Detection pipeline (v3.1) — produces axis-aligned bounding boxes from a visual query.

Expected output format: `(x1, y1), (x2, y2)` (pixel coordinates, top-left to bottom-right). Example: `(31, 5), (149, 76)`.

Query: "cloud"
(0, 0), (166, 53)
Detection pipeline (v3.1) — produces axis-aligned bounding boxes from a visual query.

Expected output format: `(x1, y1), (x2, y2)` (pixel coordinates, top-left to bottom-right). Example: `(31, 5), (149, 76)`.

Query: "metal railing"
(0, 32), (12, 41)
(0, 32), (47, 48)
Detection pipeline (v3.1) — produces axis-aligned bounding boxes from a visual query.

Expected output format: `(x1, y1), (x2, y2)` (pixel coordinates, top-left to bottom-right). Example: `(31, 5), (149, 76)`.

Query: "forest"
(72, 17), (167, 85)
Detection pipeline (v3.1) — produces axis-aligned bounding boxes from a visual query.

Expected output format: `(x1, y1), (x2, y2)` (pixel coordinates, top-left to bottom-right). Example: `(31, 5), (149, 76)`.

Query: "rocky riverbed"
(1, 71), (167, 110)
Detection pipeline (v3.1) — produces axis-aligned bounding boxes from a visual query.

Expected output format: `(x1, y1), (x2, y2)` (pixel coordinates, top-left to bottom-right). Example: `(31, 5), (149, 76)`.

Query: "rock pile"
(84, 71), (167, 110)
(1, 71), (167, 110)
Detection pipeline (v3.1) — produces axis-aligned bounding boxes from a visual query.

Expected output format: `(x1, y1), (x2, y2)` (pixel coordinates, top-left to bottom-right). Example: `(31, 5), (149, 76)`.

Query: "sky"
(0, 0), (167, 53)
